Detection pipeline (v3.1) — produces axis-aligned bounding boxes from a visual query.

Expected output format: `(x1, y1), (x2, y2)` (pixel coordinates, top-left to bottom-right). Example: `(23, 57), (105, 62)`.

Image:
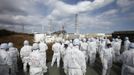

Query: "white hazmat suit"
(124, 37), (130, 51)
(20, 40), (32, 73)
(64, 39), (86, 75)
(119, 43), (134, 75)
(60, 41), (70, 63)
(100, 44), (113, 75)
(80, 38), (88, 62)
(51, 42), (61, 67)
(8, 42), (19, 75)
(0, 43), (12, 75)
(29, 43), (44, 75)
(88, 39), (97, 65)
(112, 39), (121, 61)
(39, 41), (48, 73)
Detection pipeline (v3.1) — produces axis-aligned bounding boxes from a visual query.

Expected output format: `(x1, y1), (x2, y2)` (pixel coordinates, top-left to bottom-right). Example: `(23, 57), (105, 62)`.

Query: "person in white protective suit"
(8, 42), (19, 75)
(68, 43), (74, 49)
(29, 43), (44, 75)
(124, 37), (130, 51)
(111, 38), (115, 46)
(118, 43), (134, 75)
(80, 38), (88, 62)
(64, 39), (86, 75)
(88, 38), (97, 65)
(112, 38), (121, 61)
(100, 43), (113, 75)
(95, 38), (100, 53)
(20, 40), (32, 74)
(98, 38), (106, 55)
(39, 40), (48, 73)
(51, 40), (61, 67)
(60, 40), (70, 62)
(0, 43), (12, 75)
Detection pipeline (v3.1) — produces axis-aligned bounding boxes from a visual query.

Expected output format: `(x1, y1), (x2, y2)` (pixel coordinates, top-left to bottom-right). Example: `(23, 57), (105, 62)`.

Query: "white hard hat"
(0, 43), (8, 49)
(32, 43), (39, 50)
(24, 40), (29, 45)
(73, 39), (80, 45)
(8, 42), (13, 48)
(129, 43), (134, 49)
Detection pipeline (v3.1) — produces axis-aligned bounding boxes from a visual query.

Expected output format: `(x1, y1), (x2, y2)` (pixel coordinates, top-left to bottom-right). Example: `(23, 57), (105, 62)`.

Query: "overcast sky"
(0, 0), (134, 33)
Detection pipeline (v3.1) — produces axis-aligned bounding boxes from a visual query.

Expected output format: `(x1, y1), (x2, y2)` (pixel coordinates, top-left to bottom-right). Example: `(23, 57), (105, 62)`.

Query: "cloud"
(117, 0), (134, 7)
(49, 0), (114, 18)
(117, 0), (134, 13)
(0, 0), (133, 33)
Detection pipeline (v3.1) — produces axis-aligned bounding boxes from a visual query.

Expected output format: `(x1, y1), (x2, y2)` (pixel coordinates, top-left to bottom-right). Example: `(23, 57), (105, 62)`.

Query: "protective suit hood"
(8, 42), (13, 48)
(24, 40), (29, 46)
(73, 39), (80, 46)
(32, 43), (39, 50)
(129, 43), (134, 49)
(0, 43), (8, 50)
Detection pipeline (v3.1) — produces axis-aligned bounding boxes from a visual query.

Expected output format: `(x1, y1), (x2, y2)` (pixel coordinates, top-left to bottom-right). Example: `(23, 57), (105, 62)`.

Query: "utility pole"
(32, 27), (34, 34)
(75, 14), (79, 34)
(48, 19), (52, 34)
(61, 23), (65, 31)
(41, 24), (44, 33)
(22, 24), (24, 33)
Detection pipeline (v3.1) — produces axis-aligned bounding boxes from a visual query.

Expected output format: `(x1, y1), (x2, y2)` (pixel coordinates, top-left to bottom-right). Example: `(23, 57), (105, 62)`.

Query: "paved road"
(17, 60), (121, 75)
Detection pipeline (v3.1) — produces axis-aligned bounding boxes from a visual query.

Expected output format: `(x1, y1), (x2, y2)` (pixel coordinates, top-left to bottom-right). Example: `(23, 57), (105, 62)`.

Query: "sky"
(0, 0), (134, 34)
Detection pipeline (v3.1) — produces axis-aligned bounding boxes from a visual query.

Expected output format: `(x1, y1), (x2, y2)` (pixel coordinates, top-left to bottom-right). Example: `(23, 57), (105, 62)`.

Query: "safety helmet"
(8, 42), (13, 48)
(0, 43), (8, 50)
(73, 39), (80, 46)
(32, 43), (39, 50)
(24, 40), (29, 45)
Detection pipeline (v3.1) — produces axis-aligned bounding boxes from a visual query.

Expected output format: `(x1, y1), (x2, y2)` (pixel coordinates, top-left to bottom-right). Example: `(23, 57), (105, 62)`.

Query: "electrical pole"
(49, 19), (52, 34)
(22, 24), (24, 33)
(75, 14), (79, 34)
(42, 24), (44, 33)
(61, 23), (65, 31)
